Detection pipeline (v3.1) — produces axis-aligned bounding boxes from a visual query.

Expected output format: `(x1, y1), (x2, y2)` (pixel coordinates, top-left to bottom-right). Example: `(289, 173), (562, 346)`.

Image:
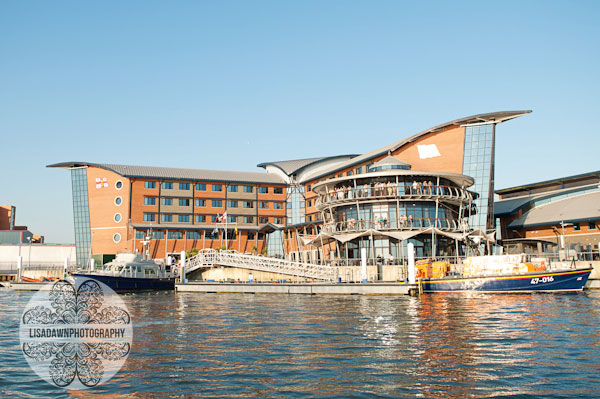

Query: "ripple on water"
(1, 288), (600, 398)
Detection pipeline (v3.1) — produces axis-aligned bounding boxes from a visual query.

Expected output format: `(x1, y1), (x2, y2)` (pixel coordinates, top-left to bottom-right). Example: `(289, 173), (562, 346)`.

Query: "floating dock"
(175, 282), (417, 295)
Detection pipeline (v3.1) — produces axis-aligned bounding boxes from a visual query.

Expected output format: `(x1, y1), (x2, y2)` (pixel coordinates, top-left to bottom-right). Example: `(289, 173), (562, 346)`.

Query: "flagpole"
(225, 215), (228, 250)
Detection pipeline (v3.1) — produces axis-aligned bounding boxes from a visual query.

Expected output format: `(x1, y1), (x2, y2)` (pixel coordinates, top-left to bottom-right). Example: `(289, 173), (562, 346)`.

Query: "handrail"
(315, 183), (472, 209)
(185, 249), (337, 281)
(321, 217), (466, 234)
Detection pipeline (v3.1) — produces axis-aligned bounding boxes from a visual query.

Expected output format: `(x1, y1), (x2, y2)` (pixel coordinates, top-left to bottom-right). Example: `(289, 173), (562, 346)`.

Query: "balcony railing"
(321, 217), (466, 234)
(315, 184), (472, 209)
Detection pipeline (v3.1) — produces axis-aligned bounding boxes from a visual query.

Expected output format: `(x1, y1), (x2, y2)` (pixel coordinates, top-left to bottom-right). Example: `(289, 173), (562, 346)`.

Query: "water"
(2, 288), (600, 398)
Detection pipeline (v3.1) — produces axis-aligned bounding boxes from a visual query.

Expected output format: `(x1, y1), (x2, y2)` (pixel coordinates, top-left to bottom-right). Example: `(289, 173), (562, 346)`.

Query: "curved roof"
(508, 191), (600, 228)
(301, 110), (531, 183)
(257, 154), (359, 176)
(47, 162), (286, 184)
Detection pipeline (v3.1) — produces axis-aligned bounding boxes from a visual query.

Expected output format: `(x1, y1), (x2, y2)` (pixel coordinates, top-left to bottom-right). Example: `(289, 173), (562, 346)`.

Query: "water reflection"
(1, 288), (599, 398)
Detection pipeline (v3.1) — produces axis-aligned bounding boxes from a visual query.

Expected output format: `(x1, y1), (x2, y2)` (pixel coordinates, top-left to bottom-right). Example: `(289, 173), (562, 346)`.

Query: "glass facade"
(462, 124), (495, 232)
(266, 230), (284, 258)
(70, 168), (92, 267)
(286, 186), (305, 225)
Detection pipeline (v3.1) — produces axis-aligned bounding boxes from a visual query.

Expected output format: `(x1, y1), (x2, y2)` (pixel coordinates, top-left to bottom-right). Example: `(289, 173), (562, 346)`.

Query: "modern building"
(0, 205), (43, 244)
(50, 110), (531, 267)
(495, 170), (600, 260)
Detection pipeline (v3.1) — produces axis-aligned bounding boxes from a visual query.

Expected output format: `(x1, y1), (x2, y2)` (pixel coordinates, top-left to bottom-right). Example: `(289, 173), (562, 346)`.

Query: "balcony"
(315, 183), (473, 210)
(321, 217), (466, 234)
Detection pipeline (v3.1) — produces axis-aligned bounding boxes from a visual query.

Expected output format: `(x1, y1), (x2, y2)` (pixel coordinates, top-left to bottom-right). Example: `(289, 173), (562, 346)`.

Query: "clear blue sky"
(2, 1), (599, 243)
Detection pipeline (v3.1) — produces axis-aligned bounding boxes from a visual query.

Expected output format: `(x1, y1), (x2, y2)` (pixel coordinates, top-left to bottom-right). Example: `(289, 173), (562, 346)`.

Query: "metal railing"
(321, 217), (465, 234)
(316, 184), (472, 209)
(185, 249), (337, 281)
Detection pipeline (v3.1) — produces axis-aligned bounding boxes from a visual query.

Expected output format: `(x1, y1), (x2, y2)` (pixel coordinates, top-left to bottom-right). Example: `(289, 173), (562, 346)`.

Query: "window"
(161, 198), (173, 206)
(274, 217), (283, 224)
(286, 202), (292, 209)
(228, 200), (238, 208)
(179, 183), (190, 190)
(195, 215), (206, 223)
(179, 198), (190, 206)
(258, 233), (264, 240)
(162, 182), (173, 189)
(115, 180), (123, 190)
(228, 185), (238, 192)
(274, 202), (283, 209)
(228, 216), (236, 223)
(573, 223), (580, 231)
(135, 231), (145, 239)
(259, 217), (269, 224)
(248, 232), (255, 240)
(259, 187), (268, 194)
(243, 185), (253, 193)
(212, 200), (223, 207)
(113, 233), (121, 243)
(161, 214), (172, 222)
(168, 231), (183, 240)
(143, 214), (155, 222)
(212, 184), (222, 192)
(356, 167), (362, 175)
(274, 187), (283, 194)
(589, 222), (597, 230)
(152, 231), (164, 239)
(307, 200), (311, 207)
(211, 215), (218, 223)
(196, 183), (206, 191)
(337, 173), (343, 178)
(243, 201), (253, 208)
(348, 171), (353, 176)
(259, 201), (269, 209)
(145, 181), (156, 189)
(114, 213), (122, 223)
(244, 216), (254, 224)
(195, 199), (205, 207)
(306, 185), (311, 192)
(115, 196), (123, 206)
(188, 231), (202, 240)
(178, 215), (190, 223)
(307, 215), (312, 222)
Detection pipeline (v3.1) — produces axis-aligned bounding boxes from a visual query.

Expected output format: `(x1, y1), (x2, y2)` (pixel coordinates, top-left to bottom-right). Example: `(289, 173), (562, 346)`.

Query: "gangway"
(185, 249), (337, 281)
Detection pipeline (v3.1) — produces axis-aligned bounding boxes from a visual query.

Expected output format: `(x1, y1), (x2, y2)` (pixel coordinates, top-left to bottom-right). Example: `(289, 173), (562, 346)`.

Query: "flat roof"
(48, 162), (286, 185)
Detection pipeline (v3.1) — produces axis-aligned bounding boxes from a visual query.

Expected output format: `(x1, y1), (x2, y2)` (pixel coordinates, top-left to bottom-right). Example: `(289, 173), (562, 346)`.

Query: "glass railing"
(315, 184), (472, 208)
(321, 217), (466, 234)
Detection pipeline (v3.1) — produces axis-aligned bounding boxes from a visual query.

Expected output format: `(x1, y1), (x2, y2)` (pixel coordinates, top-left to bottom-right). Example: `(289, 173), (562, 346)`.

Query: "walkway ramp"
(185, 250), (337, 281)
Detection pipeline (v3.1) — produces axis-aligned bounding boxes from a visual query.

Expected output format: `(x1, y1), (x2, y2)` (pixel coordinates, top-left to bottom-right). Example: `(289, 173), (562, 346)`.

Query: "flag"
(235, 226), (238, 233)
(222, 211), (228, 220)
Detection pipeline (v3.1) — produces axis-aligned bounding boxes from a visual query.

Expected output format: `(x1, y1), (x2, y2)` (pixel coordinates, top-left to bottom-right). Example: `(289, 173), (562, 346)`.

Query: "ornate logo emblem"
(19, 279), (132, 389)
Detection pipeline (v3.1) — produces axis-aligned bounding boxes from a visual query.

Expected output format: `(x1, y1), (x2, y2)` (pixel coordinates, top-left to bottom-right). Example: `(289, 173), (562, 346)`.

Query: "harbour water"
(1, 288), (600, 398)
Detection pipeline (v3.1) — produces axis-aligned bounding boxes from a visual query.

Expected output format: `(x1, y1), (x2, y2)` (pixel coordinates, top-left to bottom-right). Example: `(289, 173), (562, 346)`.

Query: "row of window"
(144, 181), (284, 194)
(143, 213), (284, 224)
(572, 222), (596, 231)
(144, 197), (284, 209)
(135, 230), (266, 240)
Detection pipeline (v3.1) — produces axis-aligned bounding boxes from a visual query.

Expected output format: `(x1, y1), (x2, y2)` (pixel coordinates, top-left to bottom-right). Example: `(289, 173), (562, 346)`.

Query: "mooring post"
(361, 247), (367, 283)
(180, 250), (186, 284)
(17, 256), (22, 282)
(408, 243), (416, 284)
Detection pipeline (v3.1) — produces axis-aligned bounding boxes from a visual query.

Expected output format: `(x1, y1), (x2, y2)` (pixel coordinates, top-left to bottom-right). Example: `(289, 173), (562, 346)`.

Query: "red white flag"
(95, 177), (108, 189)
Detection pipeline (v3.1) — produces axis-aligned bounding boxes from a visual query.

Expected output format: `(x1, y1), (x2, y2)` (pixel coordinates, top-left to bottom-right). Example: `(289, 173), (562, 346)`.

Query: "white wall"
(0, 244), (76, 270)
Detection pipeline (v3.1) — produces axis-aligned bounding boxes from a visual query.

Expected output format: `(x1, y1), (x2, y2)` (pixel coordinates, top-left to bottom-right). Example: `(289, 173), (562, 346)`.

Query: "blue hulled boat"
(72, 253), (176, 293)
(421, 267), (592, 293)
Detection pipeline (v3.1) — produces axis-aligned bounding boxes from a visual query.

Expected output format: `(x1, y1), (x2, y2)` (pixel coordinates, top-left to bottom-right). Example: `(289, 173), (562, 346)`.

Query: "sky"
(1, 0), (599, 243)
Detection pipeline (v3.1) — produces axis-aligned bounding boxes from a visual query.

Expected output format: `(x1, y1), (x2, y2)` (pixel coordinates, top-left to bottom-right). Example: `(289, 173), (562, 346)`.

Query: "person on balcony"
(348, 217), (356, 230)
(412, 180), (418, 195)
(400, 214), (407, 227)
